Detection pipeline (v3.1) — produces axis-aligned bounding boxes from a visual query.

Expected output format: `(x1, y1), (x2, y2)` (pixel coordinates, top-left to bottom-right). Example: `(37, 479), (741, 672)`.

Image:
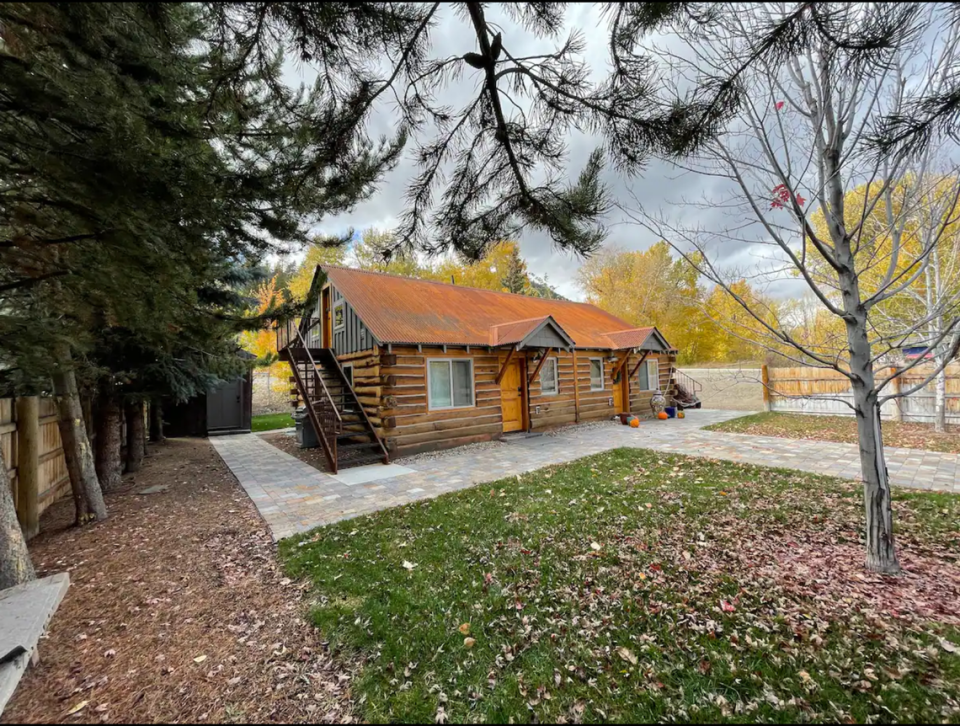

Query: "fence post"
(15, 396), (40, 540)
(888, 366), (902, 422)
(761, 364), (771, 412)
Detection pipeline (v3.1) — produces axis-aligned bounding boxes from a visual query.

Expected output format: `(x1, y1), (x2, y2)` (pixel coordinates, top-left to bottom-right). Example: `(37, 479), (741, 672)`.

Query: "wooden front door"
(500, 357), (524, 432)
(321, 288), (332, 348)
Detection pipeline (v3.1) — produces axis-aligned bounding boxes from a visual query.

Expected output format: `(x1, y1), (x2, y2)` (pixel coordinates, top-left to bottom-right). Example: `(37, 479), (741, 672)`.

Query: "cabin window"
(428, 359), (474, 409)
(333, 301), (345, 331)
(589, 358), (604, 391)
(639, 358), (659, 391)
(540, 357), (558, 395)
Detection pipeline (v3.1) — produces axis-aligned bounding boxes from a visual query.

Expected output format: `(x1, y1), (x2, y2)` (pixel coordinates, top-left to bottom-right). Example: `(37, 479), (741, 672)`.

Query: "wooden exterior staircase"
(276, 319), (389, 474)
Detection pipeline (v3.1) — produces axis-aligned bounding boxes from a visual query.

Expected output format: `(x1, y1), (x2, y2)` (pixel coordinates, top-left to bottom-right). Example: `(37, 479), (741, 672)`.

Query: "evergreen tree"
(500, 245), (529, 294)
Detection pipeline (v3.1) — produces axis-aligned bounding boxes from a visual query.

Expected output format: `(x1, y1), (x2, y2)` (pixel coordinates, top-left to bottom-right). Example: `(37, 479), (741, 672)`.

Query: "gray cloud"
(284, 5), (806, 302)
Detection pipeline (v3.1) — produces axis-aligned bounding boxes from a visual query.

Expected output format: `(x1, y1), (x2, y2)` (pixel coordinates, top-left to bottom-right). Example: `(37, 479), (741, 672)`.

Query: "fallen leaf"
(616, 647), (638, 665)
(940, 638), (958, 654)
(458, 623), (470, 636)
(193, 655), (208, 664)
(402, 560), (417, 571)
(590, 542), (602, 551)
(463, 637), (476, 649)
(720, 600), (736, 613)
(65, 701), (89, 716)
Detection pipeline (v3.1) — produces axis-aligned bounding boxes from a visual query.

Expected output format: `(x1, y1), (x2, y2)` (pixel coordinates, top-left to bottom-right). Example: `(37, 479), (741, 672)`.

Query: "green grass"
(251, 412), (293, 432)
(706, 411), (960, 454)
(281, 449), (960, 724)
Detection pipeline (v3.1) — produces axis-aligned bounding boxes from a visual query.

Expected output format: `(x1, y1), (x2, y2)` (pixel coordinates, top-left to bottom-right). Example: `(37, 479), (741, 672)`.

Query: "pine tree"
(500, 245), (529, 294)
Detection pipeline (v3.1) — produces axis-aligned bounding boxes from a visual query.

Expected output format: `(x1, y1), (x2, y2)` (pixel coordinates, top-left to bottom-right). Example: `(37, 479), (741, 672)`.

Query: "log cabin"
(277, 265), (696, 473)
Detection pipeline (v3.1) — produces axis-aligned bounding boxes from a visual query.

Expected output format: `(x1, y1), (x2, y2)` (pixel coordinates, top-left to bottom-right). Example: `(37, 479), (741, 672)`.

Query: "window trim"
(539, 356), (559, 396)
(426, 357), (476, 411)
(342, 362), (353, 386)
(333, 300), (346, 331)
(589, 357), (604, 391)
(647, 358), (659, 392)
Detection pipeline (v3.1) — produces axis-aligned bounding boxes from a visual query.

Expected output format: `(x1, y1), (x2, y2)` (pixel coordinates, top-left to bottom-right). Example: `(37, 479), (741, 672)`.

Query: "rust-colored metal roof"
(321, 265), (669, 350)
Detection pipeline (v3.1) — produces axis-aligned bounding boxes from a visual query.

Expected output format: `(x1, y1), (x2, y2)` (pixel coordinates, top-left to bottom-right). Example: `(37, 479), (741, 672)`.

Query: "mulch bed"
(260, 431), (332, 473)
(3, 438), (356, 724)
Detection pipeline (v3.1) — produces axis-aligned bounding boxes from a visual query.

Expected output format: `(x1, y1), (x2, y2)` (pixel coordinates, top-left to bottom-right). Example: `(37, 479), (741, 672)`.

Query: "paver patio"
(209, 409), (960, 540)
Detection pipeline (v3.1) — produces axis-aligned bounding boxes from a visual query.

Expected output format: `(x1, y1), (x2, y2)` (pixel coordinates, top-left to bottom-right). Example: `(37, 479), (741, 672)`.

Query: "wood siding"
(368, 346), (678, 456)
(315, 284), (376, 354)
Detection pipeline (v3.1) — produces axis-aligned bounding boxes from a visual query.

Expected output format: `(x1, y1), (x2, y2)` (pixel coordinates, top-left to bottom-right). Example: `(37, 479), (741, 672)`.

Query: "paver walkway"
(210, 409), (960, 540)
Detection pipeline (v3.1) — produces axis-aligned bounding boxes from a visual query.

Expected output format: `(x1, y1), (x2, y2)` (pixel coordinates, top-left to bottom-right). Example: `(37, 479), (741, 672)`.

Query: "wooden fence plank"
(766, 363), (960, 424)
(1, 396), (71, 523)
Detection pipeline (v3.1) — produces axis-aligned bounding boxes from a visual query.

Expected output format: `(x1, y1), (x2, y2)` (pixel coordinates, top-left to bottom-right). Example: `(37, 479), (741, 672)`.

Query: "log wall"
(366, 346), (678, 456)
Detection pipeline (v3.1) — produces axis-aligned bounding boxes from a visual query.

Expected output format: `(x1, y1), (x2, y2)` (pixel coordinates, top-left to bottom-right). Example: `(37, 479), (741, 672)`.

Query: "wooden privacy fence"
(1, 396), (71, 539)
(764, 363), (960, 424)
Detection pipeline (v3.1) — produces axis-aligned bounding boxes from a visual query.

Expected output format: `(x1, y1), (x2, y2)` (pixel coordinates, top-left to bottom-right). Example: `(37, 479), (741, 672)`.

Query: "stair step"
(337, 441), (382, 452)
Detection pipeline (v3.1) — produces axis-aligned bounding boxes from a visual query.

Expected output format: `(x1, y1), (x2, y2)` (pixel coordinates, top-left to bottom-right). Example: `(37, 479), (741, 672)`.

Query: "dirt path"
(3, 438), (355, 724)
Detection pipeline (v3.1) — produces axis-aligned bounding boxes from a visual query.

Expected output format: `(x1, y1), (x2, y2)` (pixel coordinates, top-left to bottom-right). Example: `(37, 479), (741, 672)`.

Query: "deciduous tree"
(629, 2), (960, 574)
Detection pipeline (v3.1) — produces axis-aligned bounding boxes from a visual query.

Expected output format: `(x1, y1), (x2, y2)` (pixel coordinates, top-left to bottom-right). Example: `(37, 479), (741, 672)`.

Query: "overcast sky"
(281, 4), (830, 302)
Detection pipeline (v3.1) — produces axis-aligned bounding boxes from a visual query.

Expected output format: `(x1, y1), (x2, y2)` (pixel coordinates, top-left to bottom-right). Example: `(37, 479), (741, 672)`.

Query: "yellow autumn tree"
(288, 237), (349, 301)
(430, 241), (531, 292)
(240, 275), (288, 392)
(698, 280), (783, 364)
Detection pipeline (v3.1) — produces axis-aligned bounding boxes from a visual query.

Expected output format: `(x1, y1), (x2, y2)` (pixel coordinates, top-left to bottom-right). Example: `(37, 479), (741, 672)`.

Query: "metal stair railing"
(289, 323), (342, 473)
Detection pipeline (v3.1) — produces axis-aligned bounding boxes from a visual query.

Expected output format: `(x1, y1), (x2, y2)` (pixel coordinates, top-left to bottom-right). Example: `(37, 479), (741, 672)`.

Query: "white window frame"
(333, 300), (346, 331)
(426, 358), (475, 411)
(589, 358), (604, 391)
(539, 356), (559, 395)
(639, 358), (659, 391)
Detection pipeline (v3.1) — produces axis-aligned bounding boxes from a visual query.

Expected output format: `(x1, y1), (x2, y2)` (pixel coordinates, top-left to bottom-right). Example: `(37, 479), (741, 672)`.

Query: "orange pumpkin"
(657, 411), (669, 420)
(629, 417), (640, 428)
(677, 410), (685, 419)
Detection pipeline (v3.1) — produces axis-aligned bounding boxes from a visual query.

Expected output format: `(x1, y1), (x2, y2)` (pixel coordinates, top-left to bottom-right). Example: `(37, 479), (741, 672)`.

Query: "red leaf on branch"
(775, 101), (785, 111)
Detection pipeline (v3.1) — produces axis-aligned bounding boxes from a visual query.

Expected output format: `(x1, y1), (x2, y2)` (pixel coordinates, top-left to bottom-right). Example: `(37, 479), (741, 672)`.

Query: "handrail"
(293, 324), (342, 423)
(287, 356), (338, 473)
(320, 349), (390, 464)
(276, 316), (323, 352)
(674, 369), (702, 398)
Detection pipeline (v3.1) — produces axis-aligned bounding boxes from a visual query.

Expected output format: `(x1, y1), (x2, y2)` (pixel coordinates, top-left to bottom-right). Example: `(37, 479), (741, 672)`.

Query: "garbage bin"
(293, 406), (320, 448)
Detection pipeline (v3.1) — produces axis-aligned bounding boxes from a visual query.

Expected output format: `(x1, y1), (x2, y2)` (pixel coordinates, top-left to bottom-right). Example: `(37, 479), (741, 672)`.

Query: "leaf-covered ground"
(4, 439), (356, 724)
(706, 411), (960, 454)
(252, 412), (294, 432)
(282, 448), (960, 724)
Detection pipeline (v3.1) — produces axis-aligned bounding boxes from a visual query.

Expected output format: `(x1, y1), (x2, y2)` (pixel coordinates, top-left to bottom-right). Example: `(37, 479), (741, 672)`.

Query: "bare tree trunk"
(149, 397), (165, 443)
(52, 365), (107, 523)
(125, 400), (145, 473)
(0, 447), (35, 589)
(95, 389), (122, 491)
(935, 360), (947, 433)
(845, 306), (900, 575)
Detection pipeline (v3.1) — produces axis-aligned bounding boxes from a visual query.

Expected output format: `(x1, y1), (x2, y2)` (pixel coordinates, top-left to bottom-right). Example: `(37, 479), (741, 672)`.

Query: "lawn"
(706, 411), (960, 454)
(251, 411), (293, 432)
(282, 448), (960, 724)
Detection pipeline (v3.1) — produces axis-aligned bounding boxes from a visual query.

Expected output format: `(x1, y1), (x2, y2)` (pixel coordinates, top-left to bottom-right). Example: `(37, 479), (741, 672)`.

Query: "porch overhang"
(603, 326), (673, 353)
(488, 315), (576, 351)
